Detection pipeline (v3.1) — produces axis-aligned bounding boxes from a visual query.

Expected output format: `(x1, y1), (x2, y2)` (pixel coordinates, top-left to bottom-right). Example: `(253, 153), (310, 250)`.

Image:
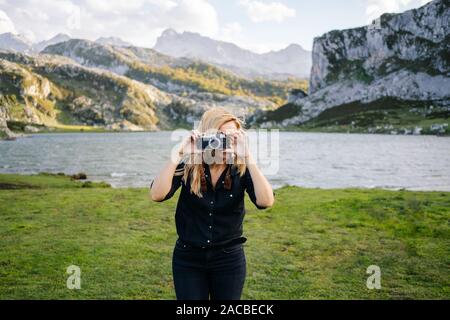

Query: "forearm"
(150, 153), (182, 201)
(245, 153), (274, 207)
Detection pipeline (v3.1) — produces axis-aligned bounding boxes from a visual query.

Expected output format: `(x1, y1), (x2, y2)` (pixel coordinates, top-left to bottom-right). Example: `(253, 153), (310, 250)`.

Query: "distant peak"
(95, 36), (132, 47)
(50, 33), (71, 40)
(276, 43), (306, 53)
(97, 36), (120, 41)
(0, 32), (32, 43)
(1, 32), (22, 39)
(161, 28), (178, 37)
(286, 43), (303, 50)
(181, 30), (201, 36)
(54, 33), (70, 38)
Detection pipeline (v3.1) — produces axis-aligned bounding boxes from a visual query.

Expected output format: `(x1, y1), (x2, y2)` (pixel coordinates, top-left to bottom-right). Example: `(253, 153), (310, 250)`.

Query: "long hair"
(181, 107), (247, 198)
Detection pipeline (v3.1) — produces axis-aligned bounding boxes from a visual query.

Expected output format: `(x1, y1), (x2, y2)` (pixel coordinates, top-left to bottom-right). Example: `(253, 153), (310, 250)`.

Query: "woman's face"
(218, 121), (239, 164)
(219, 120), (238, 134)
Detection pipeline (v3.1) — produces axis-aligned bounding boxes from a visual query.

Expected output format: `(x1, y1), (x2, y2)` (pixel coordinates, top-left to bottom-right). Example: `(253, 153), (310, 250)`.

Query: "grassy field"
(0, 173), (449, 299)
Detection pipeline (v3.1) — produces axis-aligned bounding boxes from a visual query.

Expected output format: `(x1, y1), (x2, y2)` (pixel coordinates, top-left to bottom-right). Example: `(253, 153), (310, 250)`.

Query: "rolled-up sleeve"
(150, 161), (185, 201)
(244, 169), (275, 210)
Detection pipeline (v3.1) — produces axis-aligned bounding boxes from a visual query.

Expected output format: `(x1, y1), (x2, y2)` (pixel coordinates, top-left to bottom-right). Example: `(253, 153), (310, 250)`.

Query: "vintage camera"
(197, 133), (231, 150)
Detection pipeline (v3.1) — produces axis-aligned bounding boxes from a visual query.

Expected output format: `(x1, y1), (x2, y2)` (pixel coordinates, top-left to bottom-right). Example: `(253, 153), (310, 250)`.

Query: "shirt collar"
(203, 163), (233, 191)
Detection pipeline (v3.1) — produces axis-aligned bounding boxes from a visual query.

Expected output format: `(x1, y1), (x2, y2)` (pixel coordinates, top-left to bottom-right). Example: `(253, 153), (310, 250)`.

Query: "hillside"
(43, 39), (306, 104)
(0, 51), (173, 135)
(255, 0), (450, 135)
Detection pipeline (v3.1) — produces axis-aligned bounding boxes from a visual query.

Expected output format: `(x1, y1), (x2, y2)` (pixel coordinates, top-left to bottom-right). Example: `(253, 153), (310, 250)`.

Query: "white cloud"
(365, 0), (432, 22)
(238, 0), (296, 23)
(220, 22), (243, 42)
(217, 21), (287, 53)
(168, 0), (219, 37)
(84, 0), (146, 14)
(1, 0), (81, 40)
(0, 9), (15, 33)
(0, 0), (219, 47)
(147, 0), (177, 11)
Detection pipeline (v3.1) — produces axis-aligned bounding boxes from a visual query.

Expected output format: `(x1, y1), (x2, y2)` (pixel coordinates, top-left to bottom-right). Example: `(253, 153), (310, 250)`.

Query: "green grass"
(261, 98), (450, 135)
(0, 173), (449, 299)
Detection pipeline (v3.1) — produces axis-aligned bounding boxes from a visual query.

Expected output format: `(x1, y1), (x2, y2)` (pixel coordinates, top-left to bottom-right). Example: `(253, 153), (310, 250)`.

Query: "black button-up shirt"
(151, 160), (272, 247)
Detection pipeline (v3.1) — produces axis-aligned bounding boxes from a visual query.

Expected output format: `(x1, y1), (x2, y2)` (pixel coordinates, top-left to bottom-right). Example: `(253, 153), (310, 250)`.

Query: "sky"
(0, 0), (432, 53)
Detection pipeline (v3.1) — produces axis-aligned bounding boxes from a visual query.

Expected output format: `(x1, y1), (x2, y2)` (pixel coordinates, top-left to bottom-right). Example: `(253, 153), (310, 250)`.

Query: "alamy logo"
(66, 265), (81, 290)
(366, 265), (381, 289)
(170, 128), (280, 175)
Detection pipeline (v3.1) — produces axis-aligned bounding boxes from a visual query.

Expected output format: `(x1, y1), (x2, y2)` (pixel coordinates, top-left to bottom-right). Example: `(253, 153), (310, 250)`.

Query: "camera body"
(197, 133), (231, 150)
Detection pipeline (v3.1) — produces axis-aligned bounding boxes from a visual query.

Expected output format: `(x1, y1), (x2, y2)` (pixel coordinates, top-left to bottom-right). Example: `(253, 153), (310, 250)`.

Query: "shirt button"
(207, 240), (210, 243)
(230, 194), (233, 197)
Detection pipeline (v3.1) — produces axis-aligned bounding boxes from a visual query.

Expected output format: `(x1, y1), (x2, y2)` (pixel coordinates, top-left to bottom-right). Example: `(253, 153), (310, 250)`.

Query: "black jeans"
(172, 239), (246, 300)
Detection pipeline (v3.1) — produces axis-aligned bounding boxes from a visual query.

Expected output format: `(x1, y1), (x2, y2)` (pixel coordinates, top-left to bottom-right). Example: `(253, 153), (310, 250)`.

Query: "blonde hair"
(180, 107), (247, 197)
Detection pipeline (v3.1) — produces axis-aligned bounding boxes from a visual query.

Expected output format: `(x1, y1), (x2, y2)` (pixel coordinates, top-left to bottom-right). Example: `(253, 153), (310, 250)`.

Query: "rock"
(70, 173), (87, 180)
(24, 125), (41, 133)
(259, 0), (450, 127)
(309, 0), (449, 94)
(287, 89), (308, 103)
(0, 105), (15, 140)
(415, 127), (423, 135)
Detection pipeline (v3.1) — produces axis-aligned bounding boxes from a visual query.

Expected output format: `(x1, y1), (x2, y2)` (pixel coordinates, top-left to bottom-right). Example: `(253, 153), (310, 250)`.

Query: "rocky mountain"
(0, 51), (172, 133)
(0, 32), (71, 54)
(96, 37), (132, 47)
(42, 39), (303, 104)
(256, 0), (450, 135)
(154, 29), (312, 80)
(34, 33), (71, 52)
(43, 39), (186, 75)
(0, 33), (33, 53)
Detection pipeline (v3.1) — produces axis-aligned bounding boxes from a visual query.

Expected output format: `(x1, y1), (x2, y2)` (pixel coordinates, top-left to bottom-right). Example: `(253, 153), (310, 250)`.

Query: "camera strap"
(200, 165), (208, 194)
(224, 165), (232, 190)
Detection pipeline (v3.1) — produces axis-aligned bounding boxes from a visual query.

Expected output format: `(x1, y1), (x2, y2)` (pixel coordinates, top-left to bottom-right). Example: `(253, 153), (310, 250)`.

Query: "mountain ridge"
(154, 29), (312, 80)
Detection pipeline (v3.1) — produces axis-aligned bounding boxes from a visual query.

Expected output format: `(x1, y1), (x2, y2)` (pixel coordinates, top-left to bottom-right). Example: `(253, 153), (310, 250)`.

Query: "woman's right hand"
(178, 130), (201, 157)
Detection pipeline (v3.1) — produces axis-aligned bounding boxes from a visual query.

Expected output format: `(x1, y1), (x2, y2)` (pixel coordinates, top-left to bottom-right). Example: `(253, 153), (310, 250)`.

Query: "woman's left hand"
(231, 129), (249, 159)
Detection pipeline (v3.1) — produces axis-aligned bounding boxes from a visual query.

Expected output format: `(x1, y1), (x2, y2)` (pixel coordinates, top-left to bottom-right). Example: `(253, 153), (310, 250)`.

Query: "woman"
(150, 107), (275, 300)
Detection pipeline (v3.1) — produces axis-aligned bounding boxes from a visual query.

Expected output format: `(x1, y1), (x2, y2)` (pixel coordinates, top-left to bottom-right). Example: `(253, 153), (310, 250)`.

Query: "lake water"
(1, 131), (449, 191)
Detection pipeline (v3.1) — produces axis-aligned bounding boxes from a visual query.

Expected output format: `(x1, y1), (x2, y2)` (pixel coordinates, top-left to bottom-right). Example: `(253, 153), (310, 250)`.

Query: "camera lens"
(208, 136), (221, 149)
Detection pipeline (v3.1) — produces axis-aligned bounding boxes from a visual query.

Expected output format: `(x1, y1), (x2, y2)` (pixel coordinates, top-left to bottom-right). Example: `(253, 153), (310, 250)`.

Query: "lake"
(1, 131), (449, 191)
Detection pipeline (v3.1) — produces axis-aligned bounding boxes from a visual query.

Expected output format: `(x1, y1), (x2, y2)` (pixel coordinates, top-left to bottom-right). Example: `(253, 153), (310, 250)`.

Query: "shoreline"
(0, 120), (450, 141)
(1, 172), (449, 193)
(2, 129), (449, 141)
